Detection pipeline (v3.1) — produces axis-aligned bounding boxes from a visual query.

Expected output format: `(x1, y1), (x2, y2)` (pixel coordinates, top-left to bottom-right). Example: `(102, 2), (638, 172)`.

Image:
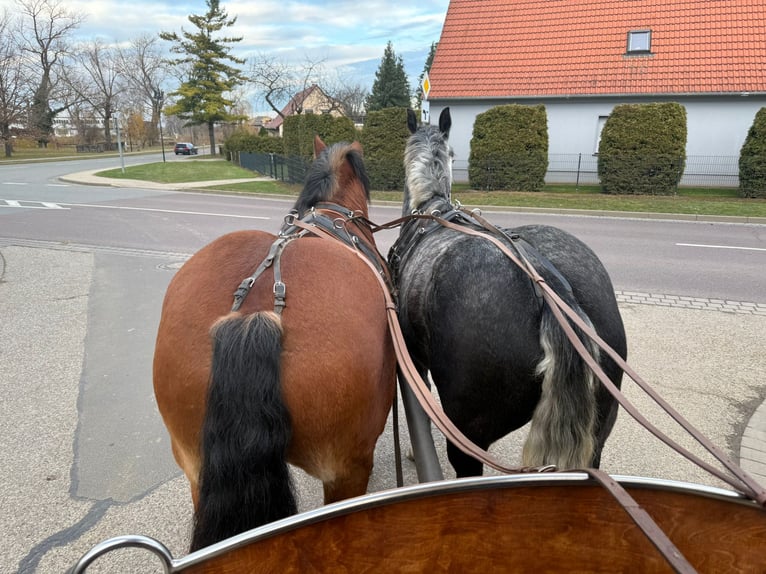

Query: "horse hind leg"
(522, 305), (599, 470)
(321, 453), (374, 505)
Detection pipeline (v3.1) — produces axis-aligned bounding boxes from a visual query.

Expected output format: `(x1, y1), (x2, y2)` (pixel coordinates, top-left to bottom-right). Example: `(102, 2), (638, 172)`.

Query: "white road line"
(0, 199), (67, 209)
(676, 242), (766, 252)
(58, 202), (270, 220)
(2, 182), (26, 185)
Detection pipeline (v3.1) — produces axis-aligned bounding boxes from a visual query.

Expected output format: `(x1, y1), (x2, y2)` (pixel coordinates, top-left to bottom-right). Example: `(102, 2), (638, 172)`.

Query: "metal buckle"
(273, 281), (286, 297)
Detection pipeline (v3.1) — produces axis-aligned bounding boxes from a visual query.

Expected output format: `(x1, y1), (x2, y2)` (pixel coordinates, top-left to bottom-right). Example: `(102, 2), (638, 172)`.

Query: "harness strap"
(231, 236), (295, 313)
(289, 213), (700, 572)
(440, 210), (766, 507)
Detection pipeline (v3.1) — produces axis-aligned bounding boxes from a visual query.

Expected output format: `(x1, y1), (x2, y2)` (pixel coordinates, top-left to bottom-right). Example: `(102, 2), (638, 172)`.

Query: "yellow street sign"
(422, 72), (431, 100)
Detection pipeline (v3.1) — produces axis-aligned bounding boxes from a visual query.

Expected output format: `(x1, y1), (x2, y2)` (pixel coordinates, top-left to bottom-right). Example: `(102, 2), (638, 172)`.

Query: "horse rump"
(190, 311), (297, 551)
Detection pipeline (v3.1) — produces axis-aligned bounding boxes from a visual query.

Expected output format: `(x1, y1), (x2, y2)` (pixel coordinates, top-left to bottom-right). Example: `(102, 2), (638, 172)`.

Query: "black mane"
(293, 142), (370, 216)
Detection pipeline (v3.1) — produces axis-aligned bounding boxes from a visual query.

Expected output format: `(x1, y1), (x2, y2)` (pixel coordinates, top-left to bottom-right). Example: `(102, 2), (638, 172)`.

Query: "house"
(426, 0), (766, 186)
(264, 84), (344, 137)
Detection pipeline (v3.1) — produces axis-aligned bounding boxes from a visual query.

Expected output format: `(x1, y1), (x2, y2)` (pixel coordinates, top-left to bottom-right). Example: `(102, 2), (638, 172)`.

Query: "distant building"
(264, 84), (344, 137)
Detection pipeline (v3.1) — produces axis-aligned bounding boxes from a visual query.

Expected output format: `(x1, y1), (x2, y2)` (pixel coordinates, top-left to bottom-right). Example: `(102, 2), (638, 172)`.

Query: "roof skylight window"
(627, 30), (652, 53)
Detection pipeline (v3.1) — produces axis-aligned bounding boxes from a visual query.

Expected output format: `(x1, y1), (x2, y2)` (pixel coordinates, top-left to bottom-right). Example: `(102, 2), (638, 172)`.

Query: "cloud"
(2, 0), (446, 94)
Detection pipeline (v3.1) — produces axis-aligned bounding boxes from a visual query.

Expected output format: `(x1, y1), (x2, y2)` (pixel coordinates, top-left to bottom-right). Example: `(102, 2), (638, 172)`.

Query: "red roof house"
(426, 0), (766, 185)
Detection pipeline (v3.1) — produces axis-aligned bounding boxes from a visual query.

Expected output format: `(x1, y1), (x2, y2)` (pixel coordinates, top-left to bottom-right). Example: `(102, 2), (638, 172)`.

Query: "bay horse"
(389, 108), (627, 477)
(153, 138), (396, 551)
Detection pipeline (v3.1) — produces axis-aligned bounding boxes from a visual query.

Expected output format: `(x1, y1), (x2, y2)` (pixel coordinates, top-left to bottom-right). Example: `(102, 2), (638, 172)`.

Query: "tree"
(415, 42), (437, 109)
(17, 0), (84, 146)
(69, 39), (124, 147)
(160, 0), (246, 155)
(365, 41), (411, 112)
(739, 107), (766, 199)
(118, 34), (170, 145)
(0, 9), (31, 157)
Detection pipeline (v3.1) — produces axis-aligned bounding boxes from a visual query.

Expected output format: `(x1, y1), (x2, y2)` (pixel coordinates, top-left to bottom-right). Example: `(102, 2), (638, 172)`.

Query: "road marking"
(0, 199), (67, 209)
(676, 242), (766, 252)
(58, 202), (270, 220)
(2, 182), (26, 185)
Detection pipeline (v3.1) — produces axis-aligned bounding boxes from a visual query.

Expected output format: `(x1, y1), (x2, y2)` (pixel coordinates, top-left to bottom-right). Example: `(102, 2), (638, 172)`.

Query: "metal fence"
(237, 152), (312, 185)
(453, 154), (742, 189)
(239, 151), (743, 190)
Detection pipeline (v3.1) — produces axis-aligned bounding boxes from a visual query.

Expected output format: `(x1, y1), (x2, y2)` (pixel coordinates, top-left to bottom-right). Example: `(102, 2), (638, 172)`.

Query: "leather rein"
(229, 202), (766, 574)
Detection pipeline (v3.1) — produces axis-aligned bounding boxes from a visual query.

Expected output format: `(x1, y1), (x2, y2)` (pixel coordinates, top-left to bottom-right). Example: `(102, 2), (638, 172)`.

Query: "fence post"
(576, 153), (582, 191)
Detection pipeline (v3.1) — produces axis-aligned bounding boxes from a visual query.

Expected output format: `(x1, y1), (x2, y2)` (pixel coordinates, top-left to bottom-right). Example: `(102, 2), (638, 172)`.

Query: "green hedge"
(283, 114), (357, 159)
(223, 130), (284, 154)
(360, 107), (410, 190)
(739, 107), (766, 199)
(468, 104), (548, 191)
(597, 103), (686, 195)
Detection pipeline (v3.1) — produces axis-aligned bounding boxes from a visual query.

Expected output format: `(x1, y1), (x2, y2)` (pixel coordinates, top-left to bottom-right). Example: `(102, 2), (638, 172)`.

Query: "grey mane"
(404, 125), (452, 213)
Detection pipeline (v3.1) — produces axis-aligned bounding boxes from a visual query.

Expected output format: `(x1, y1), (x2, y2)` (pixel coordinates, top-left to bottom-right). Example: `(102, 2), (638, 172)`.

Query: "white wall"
(429, 95), (766, 186)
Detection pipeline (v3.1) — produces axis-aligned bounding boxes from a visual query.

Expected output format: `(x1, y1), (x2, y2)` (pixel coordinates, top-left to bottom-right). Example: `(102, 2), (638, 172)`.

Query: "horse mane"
(293, 141), (370, 216)
(404, 124), (452, 212)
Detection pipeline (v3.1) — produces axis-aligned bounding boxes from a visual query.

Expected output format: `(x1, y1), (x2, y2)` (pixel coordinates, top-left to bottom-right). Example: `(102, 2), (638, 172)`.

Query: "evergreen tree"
(365, 41), (411, 112)
(160, 0), (246, 155)
(416, 42), (437, 109)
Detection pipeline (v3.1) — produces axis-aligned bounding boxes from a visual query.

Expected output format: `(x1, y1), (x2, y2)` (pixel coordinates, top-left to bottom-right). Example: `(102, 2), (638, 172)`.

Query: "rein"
(377, 205), (765, 574)
(228, 202), (765, 574)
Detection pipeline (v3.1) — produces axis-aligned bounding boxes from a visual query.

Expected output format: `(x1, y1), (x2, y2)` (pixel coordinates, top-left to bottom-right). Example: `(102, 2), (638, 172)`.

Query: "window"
(627, 30), (651, 54)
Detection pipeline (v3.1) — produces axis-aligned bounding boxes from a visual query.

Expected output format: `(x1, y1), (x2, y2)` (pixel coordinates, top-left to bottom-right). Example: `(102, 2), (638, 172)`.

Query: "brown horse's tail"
(190, 311), (296, 552)
(522, 298), (600, 470)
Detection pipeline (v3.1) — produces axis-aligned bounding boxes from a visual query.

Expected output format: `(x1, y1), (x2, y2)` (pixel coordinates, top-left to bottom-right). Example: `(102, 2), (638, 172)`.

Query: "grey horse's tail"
(522, 298), (600, 470)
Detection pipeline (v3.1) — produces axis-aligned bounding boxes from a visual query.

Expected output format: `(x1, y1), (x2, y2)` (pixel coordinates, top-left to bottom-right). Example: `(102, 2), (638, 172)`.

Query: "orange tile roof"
(429, 0), (766, 98)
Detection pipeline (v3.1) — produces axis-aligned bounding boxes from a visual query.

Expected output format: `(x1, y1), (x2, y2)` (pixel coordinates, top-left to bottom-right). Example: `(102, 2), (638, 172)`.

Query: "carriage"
(70, 112), (766, 573)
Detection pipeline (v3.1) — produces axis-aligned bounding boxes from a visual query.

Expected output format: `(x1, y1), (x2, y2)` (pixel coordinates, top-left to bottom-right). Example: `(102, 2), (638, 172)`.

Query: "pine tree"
(160, 0), (246, 155)
(365, 41), (411, 112)
(416, 42), (438, 109)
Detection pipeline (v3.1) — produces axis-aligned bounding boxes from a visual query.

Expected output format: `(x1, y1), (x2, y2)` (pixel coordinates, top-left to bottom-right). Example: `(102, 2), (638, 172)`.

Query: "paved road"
(1, 167), (764, 573)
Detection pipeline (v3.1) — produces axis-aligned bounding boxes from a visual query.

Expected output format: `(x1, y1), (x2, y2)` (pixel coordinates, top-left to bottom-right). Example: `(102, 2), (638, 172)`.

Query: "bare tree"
(0, 9), (32, 157)
(118, 34), (171, 145)
(248, 54), (326, 118)
(17, 0), (84, 146)
(67, 39), (124, 147)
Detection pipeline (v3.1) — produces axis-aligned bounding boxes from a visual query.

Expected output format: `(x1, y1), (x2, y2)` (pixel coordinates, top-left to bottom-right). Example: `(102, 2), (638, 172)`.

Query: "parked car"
(174, 142), (198, 155)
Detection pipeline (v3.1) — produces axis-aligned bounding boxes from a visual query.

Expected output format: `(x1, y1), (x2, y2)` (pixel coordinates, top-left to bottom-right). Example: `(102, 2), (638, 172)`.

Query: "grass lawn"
(51, 158), (766, 218)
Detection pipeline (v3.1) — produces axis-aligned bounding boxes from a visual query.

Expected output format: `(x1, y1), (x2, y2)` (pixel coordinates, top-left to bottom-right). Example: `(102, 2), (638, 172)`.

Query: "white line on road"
(676, 242), (766, 252)
(2, 182), (26, 185)
(58, 202), (270, 220)
(0, 199), (67, 209)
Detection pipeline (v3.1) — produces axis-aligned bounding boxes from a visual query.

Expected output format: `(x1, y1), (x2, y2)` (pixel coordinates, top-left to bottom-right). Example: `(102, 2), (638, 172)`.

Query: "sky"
(3, 0), (450, 111)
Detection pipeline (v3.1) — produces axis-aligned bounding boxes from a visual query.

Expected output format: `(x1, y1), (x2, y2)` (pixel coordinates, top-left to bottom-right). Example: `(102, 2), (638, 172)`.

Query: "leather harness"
(227, 201), (766, 574)
(230, 202), (392, 314)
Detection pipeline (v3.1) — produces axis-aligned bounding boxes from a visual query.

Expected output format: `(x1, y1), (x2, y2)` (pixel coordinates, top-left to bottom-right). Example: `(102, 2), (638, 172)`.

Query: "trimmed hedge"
(597, 103), (686, 195)
(223, 130), (284, 154)
(360, 107), (411, 190)
(468, 104), (548, 191)
(739, 107), (766, 199)
(283, 114), (357, 159)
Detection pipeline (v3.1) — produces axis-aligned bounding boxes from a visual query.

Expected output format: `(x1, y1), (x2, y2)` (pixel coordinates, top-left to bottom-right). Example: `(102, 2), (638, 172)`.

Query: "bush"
(597, 103), (686, 195)
(360, 107), (411, 190)
(739, 107), (766, 198)
(468, 104), (548, 191)
(223, 130), (284, 154)
(283, 114), (357, 159)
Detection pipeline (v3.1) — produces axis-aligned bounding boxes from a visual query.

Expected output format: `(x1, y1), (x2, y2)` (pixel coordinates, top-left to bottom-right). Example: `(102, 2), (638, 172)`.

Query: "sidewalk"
(59, 168), (271, 191)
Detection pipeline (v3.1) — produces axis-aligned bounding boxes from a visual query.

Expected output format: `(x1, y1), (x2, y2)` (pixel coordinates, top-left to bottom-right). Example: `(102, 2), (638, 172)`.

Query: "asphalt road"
(1, 156), (765, 573)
